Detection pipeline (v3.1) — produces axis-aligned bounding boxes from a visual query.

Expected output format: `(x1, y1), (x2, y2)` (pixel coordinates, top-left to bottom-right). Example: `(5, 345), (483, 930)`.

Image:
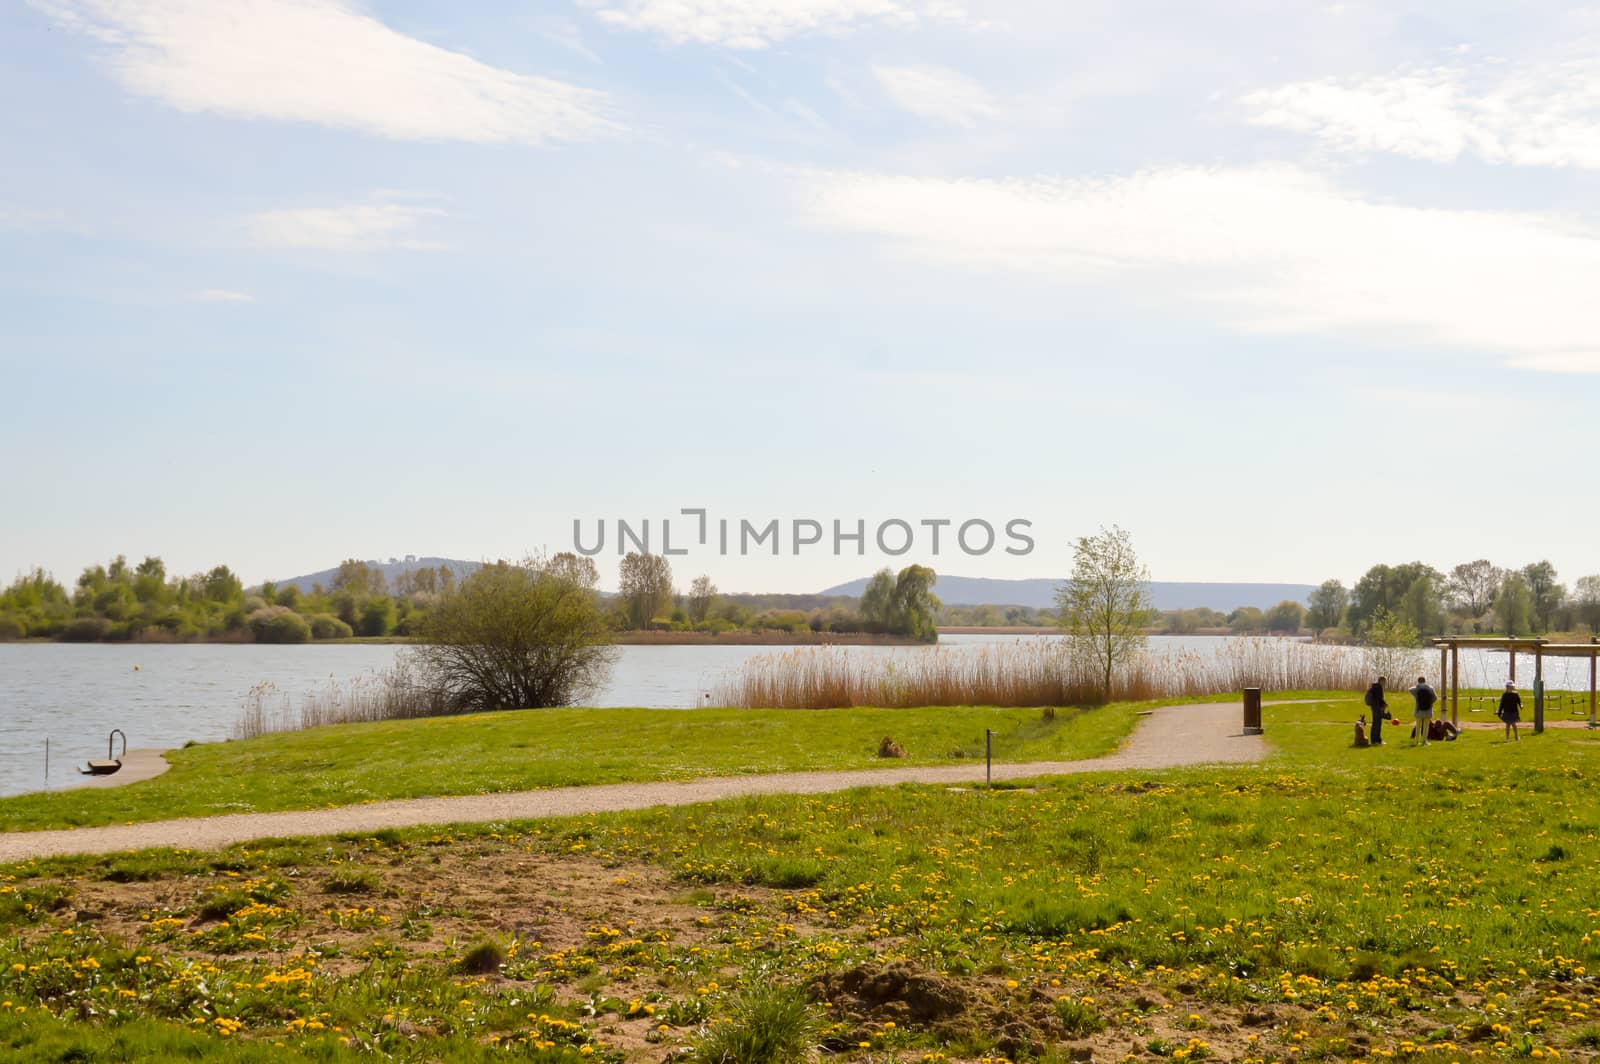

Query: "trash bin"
(1243, 688), (1263, 735)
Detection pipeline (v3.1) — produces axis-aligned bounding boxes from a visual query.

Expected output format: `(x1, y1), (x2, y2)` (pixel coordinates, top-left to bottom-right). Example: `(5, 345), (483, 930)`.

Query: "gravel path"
(0, 700), (1265, 862)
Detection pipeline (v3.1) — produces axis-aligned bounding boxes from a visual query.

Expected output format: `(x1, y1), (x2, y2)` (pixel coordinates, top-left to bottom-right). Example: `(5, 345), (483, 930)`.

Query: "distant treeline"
(0, 557), (456, 643)
(1301, 559), (1600, 640)
(608, 554), (939, 642)
(0, 553), (943, 644)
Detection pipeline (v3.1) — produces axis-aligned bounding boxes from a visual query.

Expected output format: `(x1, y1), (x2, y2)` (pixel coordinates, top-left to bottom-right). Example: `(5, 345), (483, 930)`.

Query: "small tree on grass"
(1056, 525), (1153, 702)
(1362, 607), (1423, 682)
(407, 556), (616, 711)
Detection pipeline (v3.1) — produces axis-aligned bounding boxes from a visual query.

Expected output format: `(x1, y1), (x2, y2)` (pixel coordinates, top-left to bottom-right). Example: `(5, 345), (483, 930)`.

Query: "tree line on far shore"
(1303, 559), (1600, 641)
(0, 552), (944, 645)
(0, 557), (455, 644)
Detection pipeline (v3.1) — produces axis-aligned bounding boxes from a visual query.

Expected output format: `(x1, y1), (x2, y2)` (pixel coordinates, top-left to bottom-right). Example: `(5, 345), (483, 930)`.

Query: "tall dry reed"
(233, 658), (453, 739)
(710, 638), (1369, 709)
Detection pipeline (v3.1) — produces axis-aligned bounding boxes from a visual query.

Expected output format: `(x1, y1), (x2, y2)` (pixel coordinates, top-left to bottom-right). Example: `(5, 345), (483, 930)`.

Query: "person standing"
(1497, 681), (1523, 742)
(1364, 676), (1389, 745)
(1410, 676), (1438, 746)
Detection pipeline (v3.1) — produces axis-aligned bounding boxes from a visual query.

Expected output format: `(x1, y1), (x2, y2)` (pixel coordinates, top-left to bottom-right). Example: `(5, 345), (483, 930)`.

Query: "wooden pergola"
(1430, 636), (1600, 734)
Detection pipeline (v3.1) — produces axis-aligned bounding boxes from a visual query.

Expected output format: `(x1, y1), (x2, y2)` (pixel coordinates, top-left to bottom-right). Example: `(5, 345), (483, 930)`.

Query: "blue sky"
(2, 0), (1598, 594)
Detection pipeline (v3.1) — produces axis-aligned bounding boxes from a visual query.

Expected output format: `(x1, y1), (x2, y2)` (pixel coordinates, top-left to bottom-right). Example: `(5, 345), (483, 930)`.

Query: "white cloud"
(796, 164), (1600, 371)
(1244, 55), (1600, 169)
(31, 0), (615, 143)
(873, 65), (999, 127)
(583, 0), (967, 48)
(246, 201), (444, 252)
(192, 288), (254, 302)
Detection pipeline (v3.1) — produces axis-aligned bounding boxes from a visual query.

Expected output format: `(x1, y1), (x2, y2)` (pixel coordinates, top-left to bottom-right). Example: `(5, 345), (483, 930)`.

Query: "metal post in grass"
(986, 729), (994, 789)
(1243, 688), (1264, 735)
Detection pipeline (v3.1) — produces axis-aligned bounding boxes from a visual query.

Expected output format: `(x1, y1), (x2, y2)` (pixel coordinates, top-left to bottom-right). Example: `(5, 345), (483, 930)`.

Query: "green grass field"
(0, 699), (1164, 831)
(3, 695), (1599, 1062)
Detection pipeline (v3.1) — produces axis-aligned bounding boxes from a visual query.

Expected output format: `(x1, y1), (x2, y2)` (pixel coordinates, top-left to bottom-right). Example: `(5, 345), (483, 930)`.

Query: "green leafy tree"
(1356, 560), (1446, 633)
(202, 565), (243, 604)
(409, 556), (617, 711)
(133, 556), (168, 605)
(1521, 561), (1563, 632)
(859, 569), (895, 631)
(1305, 579), (1349, 635)
(618, 552), (673, 629)
(890, 564), (941, 643)
(547, 552), (600, 592)
(1575, 575), (1600, 633)
(360, 596), (396, 637)
(1265, 600), (1306, 634)
(333, 559), (381, 597)
(1494, 572), (1534, 635)
(1447, 559), (1502, 618)
(687, 575), (717, 625)
(1400, 571), (1446, 635)
(1056, 525), (1152, 701)
(1228, 607), (1265, 633)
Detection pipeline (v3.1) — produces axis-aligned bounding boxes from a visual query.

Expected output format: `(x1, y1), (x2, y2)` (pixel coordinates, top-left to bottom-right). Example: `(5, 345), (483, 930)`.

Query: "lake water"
(0, 636), (1584, 797)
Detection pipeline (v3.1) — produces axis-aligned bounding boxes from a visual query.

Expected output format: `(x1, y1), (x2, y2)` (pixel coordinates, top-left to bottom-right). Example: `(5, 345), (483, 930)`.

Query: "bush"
(61, 617), (113, 642)
(455, 938), (506, 975)
(310, 614), (354, 640)
(688, 983), (819, 1064)
(247, 606), (312, 644)
(0, 614), (25, 640)
(408, 556), (616, 712)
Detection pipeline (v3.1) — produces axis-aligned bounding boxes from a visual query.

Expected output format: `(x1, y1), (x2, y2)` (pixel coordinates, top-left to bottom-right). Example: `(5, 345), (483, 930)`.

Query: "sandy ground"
(0, 700), (1265, 863)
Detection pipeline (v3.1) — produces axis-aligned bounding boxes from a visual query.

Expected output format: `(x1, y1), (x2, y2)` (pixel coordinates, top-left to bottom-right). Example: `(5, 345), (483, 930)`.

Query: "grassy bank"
(0, 699), (1162, 832)
(2, 696), (1597, 1063)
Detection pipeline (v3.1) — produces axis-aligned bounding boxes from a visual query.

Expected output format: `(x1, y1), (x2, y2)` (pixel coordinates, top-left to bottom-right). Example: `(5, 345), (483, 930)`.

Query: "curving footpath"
(0, 700), (1267, 863)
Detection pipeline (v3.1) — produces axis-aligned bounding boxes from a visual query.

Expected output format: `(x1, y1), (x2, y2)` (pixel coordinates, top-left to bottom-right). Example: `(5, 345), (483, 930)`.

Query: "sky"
(2, 0), (1598, 595)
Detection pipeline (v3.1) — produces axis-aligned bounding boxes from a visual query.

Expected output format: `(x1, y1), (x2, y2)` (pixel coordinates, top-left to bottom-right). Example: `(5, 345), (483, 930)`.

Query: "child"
(1497, 681), (1522, 742)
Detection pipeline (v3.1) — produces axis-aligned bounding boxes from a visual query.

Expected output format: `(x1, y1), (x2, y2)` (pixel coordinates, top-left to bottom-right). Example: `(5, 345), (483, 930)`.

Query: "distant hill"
(818, 575), (1317, 612)
(267, 557), (481, 595)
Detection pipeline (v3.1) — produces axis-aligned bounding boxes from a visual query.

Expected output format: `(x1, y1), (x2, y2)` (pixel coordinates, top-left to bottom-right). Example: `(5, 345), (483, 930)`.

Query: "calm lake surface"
(0, 636), (1579, 797)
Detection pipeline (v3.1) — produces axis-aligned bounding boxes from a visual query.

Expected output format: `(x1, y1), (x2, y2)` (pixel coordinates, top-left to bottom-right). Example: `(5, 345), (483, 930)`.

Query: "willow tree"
(1056, 525), (1152, 702)
(408, 555), (615, 711)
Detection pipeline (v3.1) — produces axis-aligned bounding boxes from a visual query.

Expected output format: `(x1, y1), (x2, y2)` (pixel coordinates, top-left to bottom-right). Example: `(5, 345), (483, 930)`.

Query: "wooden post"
(1438, 645), (1447, 724)
(1509, 640), (1517, 684)
(1535, 645), (1545, 735)
(1590, 640), (1597, 728)
(1451, 645), (1460, 728)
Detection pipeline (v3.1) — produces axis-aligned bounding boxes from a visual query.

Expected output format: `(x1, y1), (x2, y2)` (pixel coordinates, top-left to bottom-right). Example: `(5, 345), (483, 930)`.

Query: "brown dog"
(1354, 716), (1370, 748)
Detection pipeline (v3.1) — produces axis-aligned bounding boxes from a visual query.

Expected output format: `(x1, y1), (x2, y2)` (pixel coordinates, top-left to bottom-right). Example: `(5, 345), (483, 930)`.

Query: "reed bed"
(710, 637), (1370, 709)
(233, 659), (452, 739)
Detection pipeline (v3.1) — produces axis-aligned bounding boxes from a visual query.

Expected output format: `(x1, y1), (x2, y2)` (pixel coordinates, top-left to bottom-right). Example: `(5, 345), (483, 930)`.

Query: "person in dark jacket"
(1363, 676), (1389, 745)
(1498, 681), (1522, 742)
(1409, 676), (1438, 745)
